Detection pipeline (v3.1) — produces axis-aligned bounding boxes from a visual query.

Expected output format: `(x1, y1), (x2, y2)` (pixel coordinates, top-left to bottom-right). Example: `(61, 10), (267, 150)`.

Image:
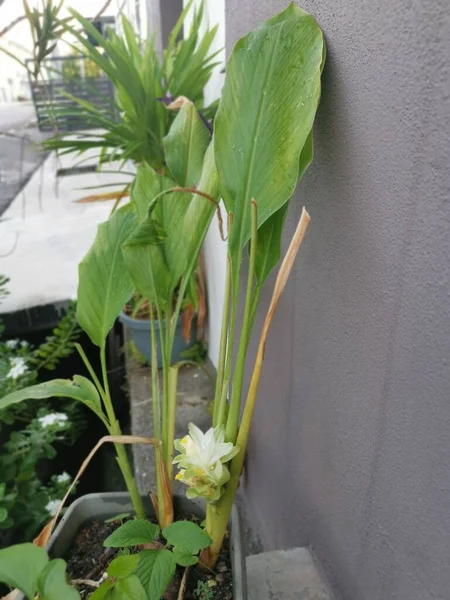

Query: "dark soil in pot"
(64, 513), (233, 599)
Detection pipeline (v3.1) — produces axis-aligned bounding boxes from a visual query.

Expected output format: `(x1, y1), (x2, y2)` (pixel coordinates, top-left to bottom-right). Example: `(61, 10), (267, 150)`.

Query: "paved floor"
(0, 143), (133, 318)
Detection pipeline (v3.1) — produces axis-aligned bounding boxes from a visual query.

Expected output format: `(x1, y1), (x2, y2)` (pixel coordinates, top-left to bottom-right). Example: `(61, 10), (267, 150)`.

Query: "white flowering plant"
(0, 408), (76, 541)
(0, 293), (81, 542)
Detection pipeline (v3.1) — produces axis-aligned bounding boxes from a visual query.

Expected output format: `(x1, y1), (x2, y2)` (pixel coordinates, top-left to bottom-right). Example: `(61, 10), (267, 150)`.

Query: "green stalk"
(100, 343), (146, 518)
(225, 201), (258, 442)
(203, 208), (312, 567)
(165, 366), (179, 481)
(213, 256), (232, 427)
(216, 378), (229, 427)
(75, 342), (107, 405)
(150, 308), (164, 525)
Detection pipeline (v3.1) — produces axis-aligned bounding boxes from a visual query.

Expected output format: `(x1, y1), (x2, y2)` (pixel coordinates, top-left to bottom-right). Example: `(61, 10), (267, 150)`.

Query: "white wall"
(184, 0), (227, 367)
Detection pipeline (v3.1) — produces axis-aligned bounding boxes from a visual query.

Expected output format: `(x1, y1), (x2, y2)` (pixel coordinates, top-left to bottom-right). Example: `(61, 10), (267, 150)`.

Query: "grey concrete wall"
(225, 2), (450, 599)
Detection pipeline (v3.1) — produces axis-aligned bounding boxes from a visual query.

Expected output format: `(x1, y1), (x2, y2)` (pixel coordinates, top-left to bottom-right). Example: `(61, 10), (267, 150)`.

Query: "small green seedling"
(195, 579), (215, 600)
(101, 518), (212, 600)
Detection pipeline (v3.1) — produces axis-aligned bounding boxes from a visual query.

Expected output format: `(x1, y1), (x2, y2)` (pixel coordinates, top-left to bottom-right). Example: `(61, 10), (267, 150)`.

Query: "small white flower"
(6, 339), (19, 349)
(45, 499), (61, 516)
(20, 340), (29, 348)
(38, 413), (68, 428)
(56, 472), (71, 484)
(173, 424), (239, 503)
(7, 357), (28, 379)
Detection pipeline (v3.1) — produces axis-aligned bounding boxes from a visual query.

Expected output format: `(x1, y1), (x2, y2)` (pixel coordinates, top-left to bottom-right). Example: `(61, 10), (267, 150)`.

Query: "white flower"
(56, 472), (71, 484)
(20, 340), (29, 348)
(173, 424), (239, 503)
(6, 339), (19, 349)
(45, 499), (61, 516)
(38, 413), (68, 428)
(7, 357), (28, 379)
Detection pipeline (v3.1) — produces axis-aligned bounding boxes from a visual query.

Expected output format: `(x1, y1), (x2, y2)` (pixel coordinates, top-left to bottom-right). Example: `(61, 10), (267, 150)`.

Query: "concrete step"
(246, 548), (331, 600)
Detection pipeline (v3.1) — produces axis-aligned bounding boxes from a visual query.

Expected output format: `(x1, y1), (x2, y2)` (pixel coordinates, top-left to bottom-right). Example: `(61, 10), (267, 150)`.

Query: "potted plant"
(119, 292), (200, 367)
(0, 4), (325, 598)
(43, 0), (219, 174)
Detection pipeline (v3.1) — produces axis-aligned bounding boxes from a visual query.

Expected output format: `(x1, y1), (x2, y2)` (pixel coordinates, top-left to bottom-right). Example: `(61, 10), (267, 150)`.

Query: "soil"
(64, 515), (233, 600)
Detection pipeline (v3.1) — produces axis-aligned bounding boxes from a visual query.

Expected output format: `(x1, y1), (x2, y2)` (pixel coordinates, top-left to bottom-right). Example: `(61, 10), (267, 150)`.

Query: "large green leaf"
(135, 550), (175, 600)
(214, 4), (324, 260)
(77, 205), (137, 346)
(104, 519), (160, 548)
(132, 164), (174, 223)
(122, 220), (172, 307)
(163, 101), (211, 187)
(111, 575), (147, 600)
(183, 141), (221, 262)
(162, 520), (212, 554)
(0, 376), (105, 423)
(255, 131), (314, 284)
(37, 559), (80, 600)
(125, 166), (192, 303)
(0, 543), (48, 600)
(107, 555), (140, 578)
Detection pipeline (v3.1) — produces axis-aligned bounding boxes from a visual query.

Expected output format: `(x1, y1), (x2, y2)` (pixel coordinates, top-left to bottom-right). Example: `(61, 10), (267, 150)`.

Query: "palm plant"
(43, 0), (219, 170)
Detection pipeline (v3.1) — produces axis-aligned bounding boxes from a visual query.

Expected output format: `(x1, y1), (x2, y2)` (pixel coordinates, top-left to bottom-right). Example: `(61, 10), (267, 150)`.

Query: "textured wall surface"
(224, 2), (450, 599)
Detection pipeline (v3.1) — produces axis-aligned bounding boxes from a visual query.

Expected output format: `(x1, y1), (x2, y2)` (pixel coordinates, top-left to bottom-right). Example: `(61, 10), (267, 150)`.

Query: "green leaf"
(254, 203), (288, 285)
(37, 559), (80, 600)
(113, 575), (147, 600)
(132, 165), (174, 223)
(162, 521), (212, 554)
(103, 519), (160, 547)
(124, 219), (167, 247)
(77, 204), (138, 346)
(214, 4), (324, 260)
(0, 376), (103, 423)
(0, 543), (48, 600)
(135, 550), (175, 600)
(0, 507), (7, 523)
(255, 131), (314, 285)
(107, 555), (140, 579)
(122, 224), (172, 307)
(172, 548), (199, 567)
(89, 579), (114, 600)
(127, 165), (193, 298)
(163, 100), (211, 187)
(182, 141), (220, 266)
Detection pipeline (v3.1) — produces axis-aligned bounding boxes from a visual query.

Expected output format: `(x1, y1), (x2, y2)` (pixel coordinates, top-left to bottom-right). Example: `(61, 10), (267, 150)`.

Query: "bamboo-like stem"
(75, 342), (107, 405)
(213, 255), (232, 427)
(100, 343), (146, 518)
(225, 200), (258, 442)
(150, 310), (162, 519)
(165, 366), (179, 482)
(216, 379), (229, 427)
(202, 208), (311, 567)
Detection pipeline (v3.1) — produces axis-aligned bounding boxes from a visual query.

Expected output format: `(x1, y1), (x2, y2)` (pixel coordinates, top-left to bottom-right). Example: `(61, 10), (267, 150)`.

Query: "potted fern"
(0, 5), (325, 598)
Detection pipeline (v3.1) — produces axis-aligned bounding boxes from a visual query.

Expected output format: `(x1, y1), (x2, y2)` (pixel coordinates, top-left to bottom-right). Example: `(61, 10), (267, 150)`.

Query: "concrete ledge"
(246, 548), (331, 600)
(127, 358), (214, 496)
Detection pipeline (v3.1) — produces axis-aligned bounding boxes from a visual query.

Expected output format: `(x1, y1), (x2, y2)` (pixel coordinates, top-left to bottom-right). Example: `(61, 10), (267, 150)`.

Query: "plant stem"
(213, 256), (232, 427)
(225, 201), (258, 442)
(100, 343), (145, 518)
(165, 366), (179, 482)
(75, 343), (107, 404)
(203, 209), (312, 567)
(150, 311), (164, 525)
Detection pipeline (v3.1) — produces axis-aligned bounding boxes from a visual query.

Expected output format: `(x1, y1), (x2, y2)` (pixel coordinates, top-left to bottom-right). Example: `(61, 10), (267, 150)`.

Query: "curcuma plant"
(0, 2), (325, 581)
